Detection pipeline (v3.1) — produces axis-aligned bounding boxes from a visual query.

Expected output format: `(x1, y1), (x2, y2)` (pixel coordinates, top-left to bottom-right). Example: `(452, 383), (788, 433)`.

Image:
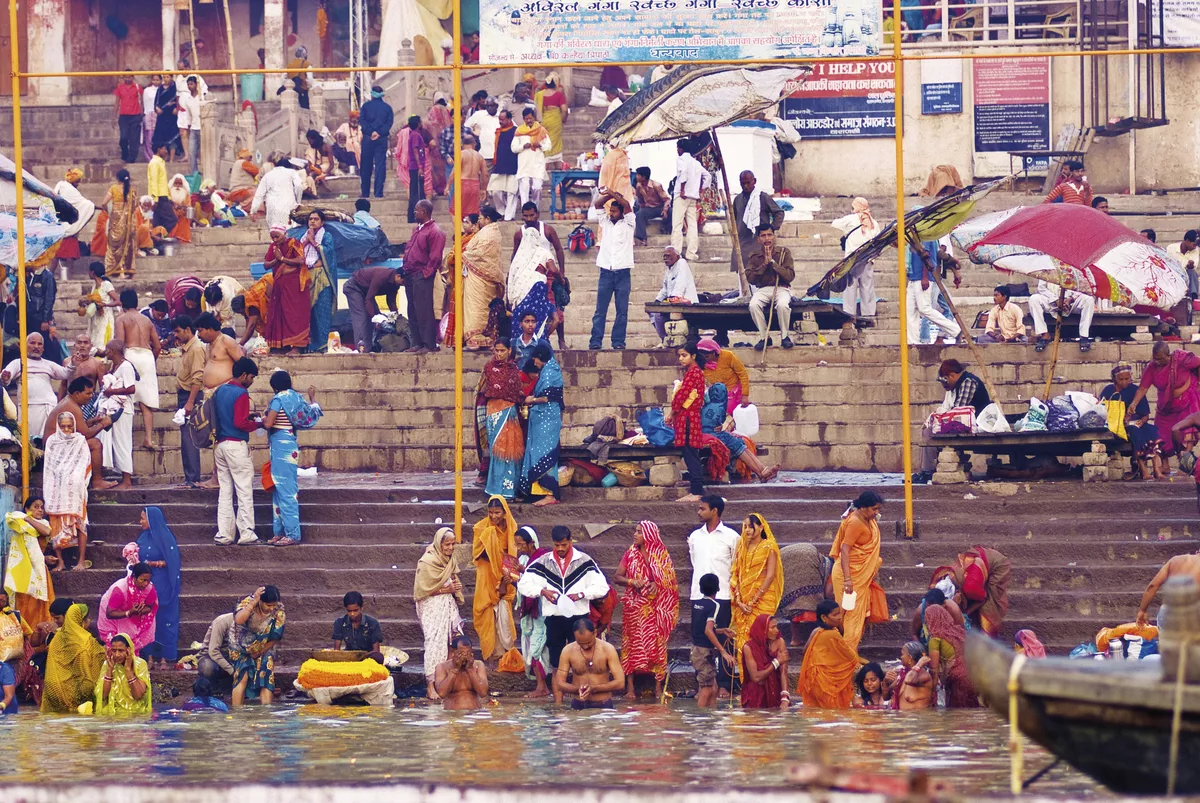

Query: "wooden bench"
(923, 425), (1129, 484)
(644, 298), (876, 347)
(969, 308), (1169, 341)
(560, 443), (768, 486)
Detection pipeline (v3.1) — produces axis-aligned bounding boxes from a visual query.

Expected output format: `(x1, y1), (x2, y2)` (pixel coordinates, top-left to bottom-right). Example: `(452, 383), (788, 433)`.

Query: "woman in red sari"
(924, 603), (977, 708)
(741, 614), (790, 709)
(615, 520), (678, 699)
(1127, 341), (1200, 458)
(263, 225), (311, 354)
(666, 342), (730, 503)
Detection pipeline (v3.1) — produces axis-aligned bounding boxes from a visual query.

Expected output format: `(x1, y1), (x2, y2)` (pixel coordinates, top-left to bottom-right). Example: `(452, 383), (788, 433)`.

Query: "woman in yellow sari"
(42, 602), (105, 713)
(472, 496), (520, 662)
(4, 496), (54, 629)
(730, 513), (783, 665)
(91, 633), (152, 715)
(829, 490), (885, 653)
(534, 74), (569, 165)
(463, 208), (505, 349)
(103, 169), (138, 279)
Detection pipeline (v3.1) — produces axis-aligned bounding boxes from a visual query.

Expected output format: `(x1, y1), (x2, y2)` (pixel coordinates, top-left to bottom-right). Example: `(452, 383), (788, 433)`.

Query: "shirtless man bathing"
(433, 635), (489, 711)
(555, 618), (625, 710)
(1137, 549), (1200, 626)
(113, 288), (161, 450)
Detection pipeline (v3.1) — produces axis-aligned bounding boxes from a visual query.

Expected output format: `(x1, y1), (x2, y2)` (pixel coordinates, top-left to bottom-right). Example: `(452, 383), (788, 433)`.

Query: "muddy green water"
(0, 703), (1108, 795)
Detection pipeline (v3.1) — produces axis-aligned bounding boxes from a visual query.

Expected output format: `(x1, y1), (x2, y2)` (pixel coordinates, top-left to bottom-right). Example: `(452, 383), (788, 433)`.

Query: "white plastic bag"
(841, 590), (858, 611)
(1015, 397), (1049, 432)
(1066, 391), (1100, 415)
(976, 403), (1011, 434)
(731, 403), (760, 437)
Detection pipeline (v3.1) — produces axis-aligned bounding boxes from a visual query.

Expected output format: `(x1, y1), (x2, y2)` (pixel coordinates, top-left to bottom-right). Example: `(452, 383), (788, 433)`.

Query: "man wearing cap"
(359, 86), (395, 199)
(914, 359), (991, 484)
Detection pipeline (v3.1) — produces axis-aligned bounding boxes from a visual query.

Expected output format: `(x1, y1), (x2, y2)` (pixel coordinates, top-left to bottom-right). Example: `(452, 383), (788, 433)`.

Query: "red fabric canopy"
(972, 204), (1145, 270)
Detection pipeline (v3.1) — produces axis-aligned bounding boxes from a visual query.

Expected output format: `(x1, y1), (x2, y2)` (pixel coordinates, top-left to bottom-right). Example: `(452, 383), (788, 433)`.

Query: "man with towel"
(730, 170), (783, 275)
(114, 289), (161, 450)
(1, 333), (73, 445)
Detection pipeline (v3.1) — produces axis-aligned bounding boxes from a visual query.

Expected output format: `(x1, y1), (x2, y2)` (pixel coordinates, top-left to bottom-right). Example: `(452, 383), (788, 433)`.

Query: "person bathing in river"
(1136, 548), (1200, 626)
(555, 617), (624, 710)
(797, 599), (860, 710)
(854, 662), (888, 708)
(887, 641), (934, 710)
(434, 634), (489, 711)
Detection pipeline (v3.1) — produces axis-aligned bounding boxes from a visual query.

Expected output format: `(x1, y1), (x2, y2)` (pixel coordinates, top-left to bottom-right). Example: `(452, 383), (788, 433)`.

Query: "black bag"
(187, 394), (217, 450)
(552, 276), (571, 309)
(778, 140), (797, 160)
(839, 224), (861, 251)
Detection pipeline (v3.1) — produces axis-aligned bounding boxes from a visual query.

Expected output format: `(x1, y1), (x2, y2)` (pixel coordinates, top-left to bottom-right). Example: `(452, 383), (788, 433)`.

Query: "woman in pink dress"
(97, 561), (159, 654)
(1126, 341), (1200, 457)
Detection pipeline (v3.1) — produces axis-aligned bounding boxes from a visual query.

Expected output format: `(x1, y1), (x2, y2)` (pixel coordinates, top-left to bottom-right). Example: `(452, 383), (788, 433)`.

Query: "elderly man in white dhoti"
(0, 333), (73, 445)
(113, 288), (161, 450)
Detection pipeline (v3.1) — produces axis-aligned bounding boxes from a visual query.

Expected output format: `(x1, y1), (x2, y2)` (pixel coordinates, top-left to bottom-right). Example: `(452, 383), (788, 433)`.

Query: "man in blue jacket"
(213, 356), (261, 546)
(359, 86), (394, 200)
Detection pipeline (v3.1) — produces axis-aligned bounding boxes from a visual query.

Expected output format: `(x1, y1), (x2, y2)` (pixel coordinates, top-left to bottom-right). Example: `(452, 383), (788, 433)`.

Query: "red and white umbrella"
(951, 204), (1188, 315)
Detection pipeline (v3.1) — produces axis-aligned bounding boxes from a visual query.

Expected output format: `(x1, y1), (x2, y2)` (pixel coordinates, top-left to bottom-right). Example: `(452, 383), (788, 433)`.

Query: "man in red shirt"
(402, 200), (447, 353)
(1043, 160), (1093, 206)
(113, 71), (144, 163)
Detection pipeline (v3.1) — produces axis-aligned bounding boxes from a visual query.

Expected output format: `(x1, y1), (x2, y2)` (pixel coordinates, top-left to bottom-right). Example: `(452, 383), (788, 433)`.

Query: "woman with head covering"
(701, 383), (778, 482)
(1100, 363), (1164, 479)
(797, 599), (858, 709)
(44, 411), (93, 570)
(41, 603), (105, 712)
(481, 340), (525, 499)
(97, 562), (158, 656)
(1014, 629), (1047, 659)
(425, 93), (453, 196)
(91, 633), (152, 715)
(920, 164), (964, 198)
(1126, 341), (1200, 459)
(135, 507), (181, 669)
(414, 526), (465, 700)
(615, 521), (678, 699)
(830, 197), (883, 318)
(472, 497), (521, 663)
(225, 149), (260, 207)
(535, 74), (569, 165)
(263, 225), (311, 354)
(696, 337), (751, 415)
(740, 614), (789, 709)
(264, 371), (322, 545)
(103, 168), (138, 280)
(730, 513), (783, 664)
(463, 207), (505, 349)
(4, 495), (54, 629)
(231, 585), (286, 706)
(151, 76), (181, 159)
(830, 490), (885, 653)
(925, 602), (977, 707)
(511, 526), (551, 697)
(518, 342), (564, 506)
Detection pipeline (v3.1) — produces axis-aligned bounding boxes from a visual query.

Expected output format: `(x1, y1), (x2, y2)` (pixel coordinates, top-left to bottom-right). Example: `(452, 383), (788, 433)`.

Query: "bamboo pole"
(1041, 288), (1067, 401)
(930, 269), (1005, 415)
(452, 0), (464, 543)
(892, 0), (913, 538)
(222, 0), (239, 105)
(8, 0), (28, 496)
(187, 0), (198, 71)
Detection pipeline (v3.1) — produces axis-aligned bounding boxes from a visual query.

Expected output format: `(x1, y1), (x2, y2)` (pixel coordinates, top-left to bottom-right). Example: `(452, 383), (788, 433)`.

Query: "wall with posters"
(971, 57), (1050, 177)
(780, 59), (896, 139)
(780, 50), (1200, 197)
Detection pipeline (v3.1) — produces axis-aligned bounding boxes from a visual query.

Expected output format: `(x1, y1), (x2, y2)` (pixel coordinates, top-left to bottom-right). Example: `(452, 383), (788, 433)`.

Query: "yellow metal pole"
(8, 0), (28, 497)
(893, 0), (913, 538)
(452, 0), (464, 542)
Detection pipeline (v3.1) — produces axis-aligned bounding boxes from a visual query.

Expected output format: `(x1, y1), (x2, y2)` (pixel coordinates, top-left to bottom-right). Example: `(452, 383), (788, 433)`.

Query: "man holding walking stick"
(746, 226), (796, 351)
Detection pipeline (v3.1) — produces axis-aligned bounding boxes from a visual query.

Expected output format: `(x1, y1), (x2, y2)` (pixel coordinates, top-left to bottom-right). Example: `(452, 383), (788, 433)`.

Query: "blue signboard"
(921, 82), (962, 115)
(780, 59), (896, 139)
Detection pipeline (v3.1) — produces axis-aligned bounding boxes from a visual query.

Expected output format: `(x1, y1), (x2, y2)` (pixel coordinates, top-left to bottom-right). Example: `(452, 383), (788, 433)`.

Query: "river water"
(0, 703), (1106, 796)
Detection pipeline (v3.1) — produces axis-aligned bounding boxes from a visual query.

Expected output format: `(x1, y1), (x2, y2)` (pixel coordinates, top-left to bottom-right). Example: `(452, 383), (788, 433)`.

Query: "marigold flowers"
(298, 658), (389, 689)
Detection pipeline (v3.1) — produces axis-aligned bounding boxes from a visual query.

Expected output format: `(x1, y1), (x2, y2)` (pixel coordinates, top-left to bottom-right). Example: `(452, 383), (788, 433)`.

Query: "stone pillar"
(309, 83), (325, 132)
(264, 0), (286, 95)
(280, 80), (300, 156)
(200, 102), (218, 183)
(401, 39), (417, 120)
(27, 0), (69, 105)
(162, 0), (179, 71)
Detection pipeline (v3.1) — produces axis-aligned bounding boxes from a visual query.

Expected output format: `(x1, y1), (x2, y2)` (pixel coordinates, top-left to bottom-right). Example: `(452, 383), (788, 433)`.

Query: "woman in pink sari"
(97, 561), (158, 654)
(1127, 341), (1200, 457)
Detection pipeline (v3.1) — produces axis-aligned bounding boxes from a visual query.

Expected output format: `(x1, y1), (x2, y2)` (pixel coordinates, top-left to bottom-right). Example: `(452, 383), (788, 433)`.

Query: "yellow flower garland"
(297, 658), (389, 689)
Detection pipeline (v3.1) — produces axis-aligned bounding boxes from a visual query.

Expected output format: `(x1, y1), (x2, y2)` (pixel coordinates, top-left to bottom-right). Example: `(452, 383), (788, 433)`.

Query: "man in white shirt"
(98, 338), (138, 491)
(687, 494), (740, 686)
(649, 247), (698, 346)
(177, 75), (203, 176)
(516, 525), (611, 702)
(1028, 279), (1095, 353)
(672, 139), (704, 261)
(465, 98), (502, 163)
(512, 107), (548, 207)
(603, 86), (623, 118)
(1167, 229), (1198, 272)
(589, 189), (636, 350)
(1, 332), (72, 444)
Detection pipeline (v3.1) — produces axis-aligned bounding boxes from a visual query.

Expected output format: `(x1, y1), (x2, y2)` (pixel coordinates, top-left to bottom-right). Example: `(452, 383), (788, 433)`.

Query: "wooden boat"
(967, 632), (1200, 795)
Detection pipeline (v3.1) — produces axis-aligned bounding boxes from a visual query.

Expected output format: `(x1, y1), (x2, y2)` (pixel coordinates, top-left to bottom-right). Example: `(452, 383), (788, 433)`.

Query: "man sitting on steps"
(745, 226), (796, 351)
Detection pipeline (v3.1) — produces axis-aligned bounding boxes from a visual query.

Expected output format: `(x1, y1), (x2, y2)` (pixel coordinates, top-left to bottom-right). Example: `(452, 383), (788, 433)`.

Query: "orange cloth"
(241, 274), (274, 326)
(90, 210), (109, 257)
(471, 497), (518, 660)
(171, 207), (192, 243)
(797, 627), (858, 709)
(829, 511), (882, 653)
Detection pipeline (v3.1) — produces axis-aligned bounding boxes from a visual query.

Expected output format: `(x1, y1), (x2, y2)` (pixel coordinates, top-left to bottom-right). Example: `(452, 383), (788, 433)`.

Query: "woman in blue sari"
(135, 506), (181, 669)
(519, 342), (564, 507)
(264, 370), (323, 546)
(481, 340), (525, 499)
(231, 585), (285, 707)
(701, 383), (778, 482)
(293, 210), (335, 352)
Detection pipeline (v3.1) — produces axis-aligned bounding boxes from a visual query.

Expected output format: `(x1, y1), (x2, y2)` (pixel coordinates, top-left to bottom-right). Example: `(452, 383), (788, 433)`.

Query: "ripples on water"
(0, 704), (1106, 795)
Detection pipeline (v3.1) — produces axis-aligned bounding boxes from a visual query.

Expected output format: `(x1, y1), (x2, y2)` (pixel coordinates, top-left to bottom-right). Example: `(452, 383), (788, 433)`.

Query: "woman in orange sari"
(730, 513), (783, 665)
(263, 226), (310, 354)
(615, 521), (678, 699)
(471, 496), (520, 664)
(798, 599), (859, 709)
(830, 491), (885, 653)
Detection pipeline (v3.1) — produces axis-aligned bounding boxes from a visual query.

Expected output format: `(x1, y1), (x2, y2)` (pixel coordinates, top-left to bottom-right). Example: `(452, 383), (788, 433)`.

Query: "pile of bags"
(1010, 392), (1109, 434)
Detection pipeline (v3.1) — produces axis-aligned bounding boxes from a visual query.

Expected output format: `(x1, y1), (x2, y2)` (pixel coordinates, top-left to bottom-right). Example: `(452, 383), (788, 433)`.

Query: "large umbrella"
(593, 65), (810, 147)
(806, 177), (1009, 298)
(952, 204), (1188, 315)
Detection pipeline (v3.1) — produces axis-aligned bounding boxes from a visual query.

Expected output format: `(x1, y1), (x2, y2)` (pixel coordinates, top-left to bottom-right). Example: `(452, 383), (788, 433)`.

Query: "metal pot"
(162, 242), (176, 257)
